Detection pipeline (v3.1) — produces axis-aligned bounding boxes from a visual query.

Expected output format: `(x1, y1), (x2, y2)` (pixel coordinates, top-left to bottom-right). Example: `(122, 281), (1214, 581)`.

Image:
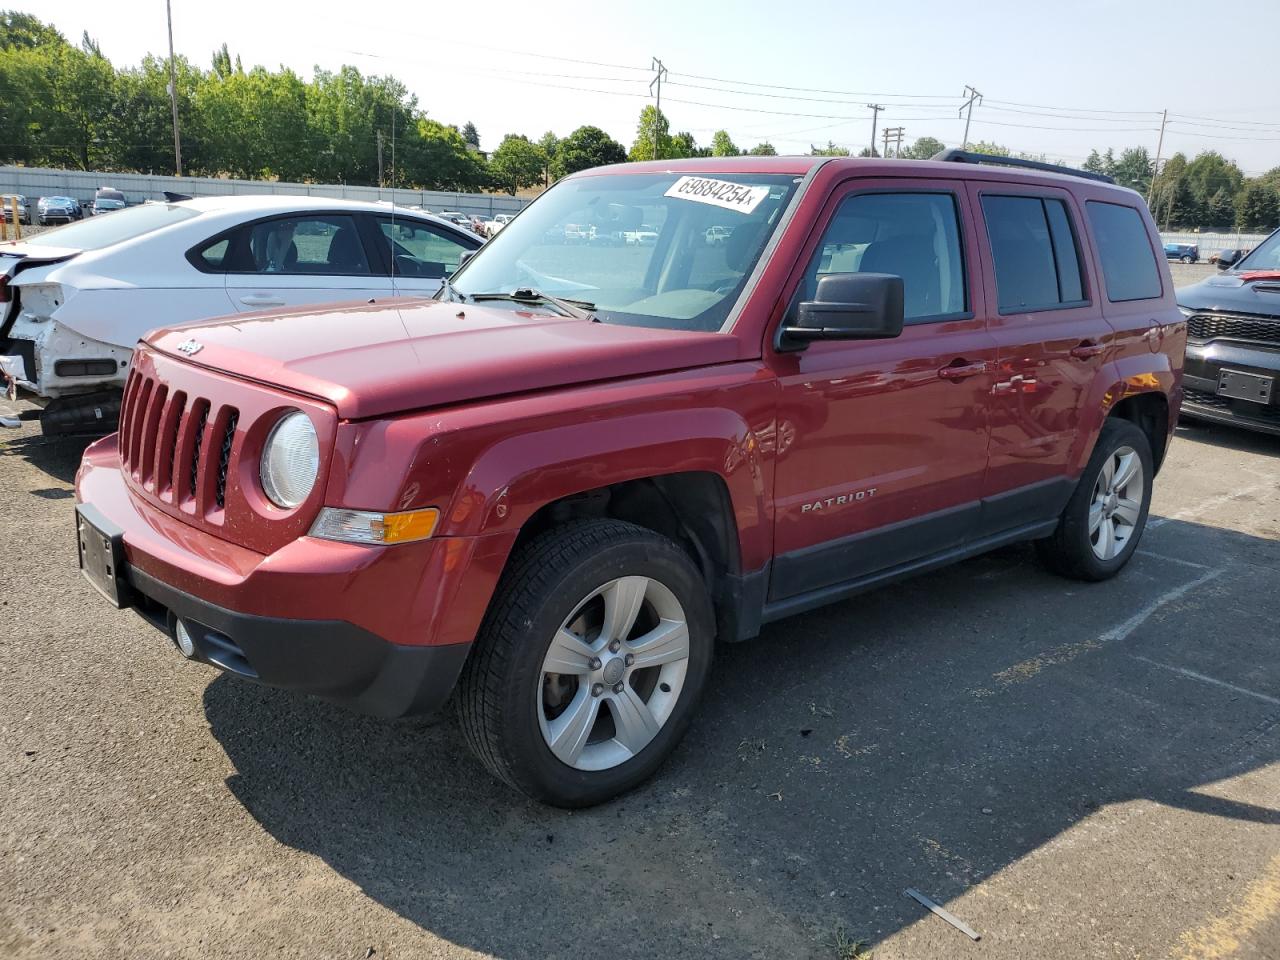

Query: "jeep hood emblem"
(176, 338), (203, 357)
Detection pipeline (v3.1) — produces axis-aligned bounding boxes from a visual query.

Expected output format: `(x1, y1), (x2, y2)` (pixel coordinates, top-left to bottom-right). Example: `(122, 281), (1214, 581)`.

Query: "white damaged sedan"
(0, 195), (480, 433)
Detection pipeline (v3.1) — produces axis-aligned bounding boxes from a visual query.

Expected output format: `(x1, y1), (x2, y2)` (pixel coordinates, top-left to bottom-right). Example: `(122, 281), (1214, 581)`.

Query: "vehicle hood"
(1177, 271), (1280, 316)
(145, 297), (743, 419)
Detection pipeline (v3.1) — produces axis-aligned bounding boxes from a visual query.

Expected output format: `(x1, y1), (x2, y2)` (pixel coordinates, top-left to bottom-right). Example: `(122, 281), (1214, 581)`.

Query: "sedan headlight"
(260, 411), (319, 508)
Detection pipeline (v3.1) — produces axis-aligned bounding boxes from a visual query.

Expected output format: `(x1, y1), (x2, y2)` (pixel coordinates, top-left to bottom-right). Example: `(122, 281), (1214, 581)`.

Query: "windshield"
(1235, 229), (1280, 272)
(19, 202), (197, 250)
(450, 171), (800, 332)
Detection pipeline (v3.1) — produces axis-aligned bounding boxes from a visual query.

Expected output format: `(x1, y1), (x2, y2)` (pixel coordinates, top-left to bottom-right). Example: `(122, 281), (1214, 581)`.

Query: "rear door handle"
(937, 361), (989, 381)
(1069, 341), (1106, 360)
(239, 295), (287, 307)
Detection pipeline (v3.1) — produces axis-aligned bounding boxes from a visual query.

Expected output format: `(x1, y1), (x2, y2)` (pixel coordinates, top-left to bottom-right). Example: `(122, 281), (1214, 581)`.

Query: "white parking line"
(1099, 567), (1225, 644)
(1135, 549), (1213, 571)
(1132, 655), (1280, 707)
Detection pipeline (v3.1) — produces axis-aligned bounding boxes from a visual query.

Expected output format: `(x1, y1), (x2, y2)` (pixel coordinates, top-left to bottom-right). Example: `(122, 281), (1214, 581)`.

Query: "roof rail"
(930, 148), (1115, 184)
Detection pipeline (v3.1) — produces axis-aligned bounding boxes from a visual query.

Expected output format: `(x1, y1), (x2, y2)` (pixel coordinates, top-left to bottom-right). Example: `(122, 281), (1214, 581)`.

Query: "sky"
(24, 0), (1280, 175)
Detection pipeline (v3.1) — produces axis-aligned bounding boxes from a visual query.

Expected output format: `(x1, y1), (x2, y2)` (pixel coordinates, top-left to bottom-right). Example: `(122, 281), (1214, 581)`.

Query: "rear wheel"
(1036, 418), (1153, 581)
(457, 519), (714, 807)
(1180, 255), (1193, 263)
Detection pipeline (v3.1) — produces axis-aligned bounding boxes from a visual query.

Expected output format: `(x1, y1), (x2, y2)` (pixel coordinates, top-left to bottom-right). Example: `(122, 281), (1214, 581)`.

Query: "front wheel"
(1181, 255), (1193, 263)
(457, 519), (714, 807)
(1036, 418), (1153, 581)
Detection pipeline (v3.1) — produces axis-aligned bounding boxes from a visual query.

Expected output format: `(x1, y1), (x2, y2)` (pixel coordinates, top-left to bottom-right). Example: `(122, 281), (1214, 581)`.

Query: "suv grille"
(1187, 313), (1280, 345)
(119, 369), (237, 514)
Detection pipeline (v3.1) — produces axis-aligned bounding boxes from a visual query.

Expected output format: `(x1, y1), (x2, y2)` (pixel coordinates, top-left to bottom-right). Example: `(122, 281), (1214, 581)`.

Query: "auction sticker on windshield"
(664, 176), (770, 215)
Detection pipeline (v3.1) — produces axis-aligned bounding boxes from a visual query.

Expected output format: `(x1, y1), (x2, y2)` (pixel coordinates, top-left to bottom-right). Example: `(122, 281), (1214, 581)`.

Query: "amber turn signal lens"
(309, 507), (439, 545)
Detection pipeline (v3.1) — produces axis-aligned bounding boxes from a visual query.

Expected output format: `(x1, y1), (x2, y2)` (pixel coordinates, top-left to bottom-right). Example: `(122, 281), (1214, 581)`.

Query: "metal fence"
(0, 166), (531, 218)
(1159, 231), (1270, 257)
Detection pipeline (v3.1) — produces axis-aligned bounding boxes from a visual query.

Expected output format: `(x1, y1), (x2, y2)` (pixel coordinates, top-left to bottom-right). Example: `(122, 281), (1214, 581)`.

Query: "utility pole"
(1146, 108), (1168, 206)
(377, 129), (385, 190)
(959, 85), (982, 149)
(165, 0), (182, 176)
(883, 126), (905, 159)
(649, 57), (668, 161)
(867, 103), (884, 157)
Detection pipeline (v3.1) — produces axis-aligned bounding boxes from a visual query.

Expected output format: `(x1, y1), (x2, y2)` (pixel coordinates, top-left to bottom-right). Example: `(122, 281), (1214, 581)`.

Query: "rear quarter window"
(1086, 201), (1163, 301)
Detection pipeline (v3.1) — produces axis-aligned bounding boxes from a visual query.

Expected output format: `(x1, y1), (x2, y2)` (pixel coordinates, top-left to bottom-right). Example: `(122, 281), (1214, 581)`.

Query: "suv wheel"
(1036, 418), (1153, 581)
(1180, 254), (1192, 263)
(457, 518), (714, 807)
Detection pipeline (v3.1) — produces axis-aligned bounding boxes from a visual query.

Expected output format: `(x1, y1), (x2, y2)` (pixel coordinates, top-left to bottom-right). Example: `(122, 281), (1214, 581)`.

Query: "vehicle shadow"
(0, 431), (97, 485)
(203, 517), (1280, 958)
(1175, 416), (1280, 456)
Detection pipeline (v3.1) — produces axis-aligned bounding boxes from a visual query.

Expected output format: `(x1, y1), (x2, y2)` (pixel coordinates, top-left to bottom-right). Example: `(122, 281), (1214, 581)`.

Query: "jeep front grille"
(1187, 312), (1280, 346)
(120, 369), (236, 515)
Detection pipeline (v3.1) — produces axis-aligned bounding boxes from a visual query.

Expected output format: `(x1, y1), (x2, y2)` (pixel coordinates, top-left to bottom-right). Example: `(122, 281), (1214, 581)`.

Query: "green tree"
(489, 133), (545, 195)
(748, 141), (776, 156)
(0, 10), (65, 49)
(668, 130), (703, 158)
(461, 120), (479, 149)
(1205, 188), (1235, 230)
(552, 125), (625, 178)
(1184, 151), (1243, 207)
(537, 130), (559, 185)
(810, 140), (850, 156)
(902, 136), (945, 160)
(408, 118), (489, 191)
(1111, 147), (1153, 195)
(1235, 181), (1280, 232)
(710, 129), (738, 157)
(629, 105), (670, 161)
(966, 140), (1010, 156)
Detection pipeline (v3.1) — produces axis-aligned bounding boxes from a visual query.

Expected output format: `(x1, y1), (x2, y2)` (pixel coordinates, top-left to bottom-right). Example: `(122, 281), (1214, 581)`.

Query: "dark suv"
(76, 151), (1183, 806)
(1177, 226), (1280, 434)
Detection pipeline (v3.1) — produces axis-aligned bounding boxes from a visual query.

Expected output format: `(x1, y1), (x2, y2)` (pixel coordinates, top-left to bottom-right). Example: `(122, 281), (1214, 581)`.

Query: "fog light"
(174, 620), (196, 658)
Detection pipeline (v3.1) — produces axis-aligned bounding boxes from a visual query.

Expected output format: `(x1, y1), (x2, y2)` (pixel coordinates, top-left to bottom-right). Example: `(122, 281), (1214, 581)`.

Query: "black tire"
(1181, 255), (1192, 263)
(1036, 418), (1154, 581)
(456, 518), (715, 807)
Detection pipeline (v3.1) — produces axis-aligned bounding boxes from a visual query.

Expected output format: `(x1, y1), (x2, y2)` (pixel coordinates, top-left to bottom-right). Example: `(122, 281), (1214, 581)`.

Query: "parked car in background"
(705, 225), (733, 245)
(1177, 225), (1280, 435)
(90, 188), (127, 216)
(1210, 247), (1250, 267)
(0, 195), (31, 225)
(484, 213), (514, 236)
(0, 195), (480, 434)
(37, 196), (83, 225)
(623, 224), (659, 245)
(437, 212), (477, 233)
(1164, 242), (1199, 263)
(74, 152), (1181, 806)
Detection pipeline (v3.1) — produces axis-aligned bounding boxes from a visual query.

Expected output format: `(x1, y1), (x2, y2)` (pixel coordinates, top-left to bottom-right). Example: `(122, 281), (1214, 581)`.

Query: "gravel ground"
(2, 403), (1279, 959)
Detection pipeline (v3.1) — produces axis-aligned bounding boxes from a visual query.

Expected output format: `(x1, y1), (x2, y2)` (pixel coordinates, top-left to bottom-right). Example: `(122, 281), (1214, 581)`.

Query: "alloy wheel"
(537, 576), (690, 772)
(1088, 444), (1144, 560)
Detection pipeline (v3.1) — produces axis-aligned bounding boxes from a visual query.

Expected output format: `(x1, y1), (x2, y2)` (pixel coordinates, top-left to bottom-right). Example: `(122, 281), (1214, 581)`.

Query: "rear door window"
(1086, 201), (1162, 301)
(981, 195), (1086, 312)
(242, 215), (371, 275)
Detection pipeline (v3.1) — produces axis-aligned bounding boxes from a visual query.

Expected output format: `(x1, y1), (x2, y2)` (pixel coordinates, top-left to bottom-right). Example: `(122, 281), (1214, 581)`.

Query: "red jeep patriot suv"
(76, 152), (1184, 806)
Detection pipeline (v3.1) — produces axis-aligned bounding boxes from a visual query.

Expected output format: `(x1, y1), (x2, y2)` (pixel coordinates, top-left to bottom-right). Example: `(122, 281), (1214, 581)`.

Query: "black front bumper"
(1183, 338), (1280, 436)
(124, 565), (470, 719)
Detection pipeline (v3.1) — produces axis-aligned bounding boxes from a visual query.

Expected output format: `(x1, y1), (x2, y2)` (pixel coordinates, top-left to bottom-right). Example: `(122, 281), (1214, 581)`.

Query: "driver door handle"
(937, 360), (989, 381)
(1069, 341), (1106, 360)
(239, 295), (286, 307)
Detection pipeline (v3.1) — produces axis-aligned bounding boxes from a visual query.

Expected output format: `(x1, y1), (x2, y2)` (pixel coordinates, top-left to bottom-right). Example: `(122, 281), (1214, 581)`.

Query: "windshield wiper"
(468, 288), (596, 319)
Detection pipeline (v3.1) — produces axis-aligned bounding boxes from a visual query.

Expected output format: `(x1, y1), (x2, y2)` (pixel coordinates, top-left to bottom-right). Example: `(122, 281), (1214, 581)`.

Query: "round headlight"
(260, 411), (319, 509)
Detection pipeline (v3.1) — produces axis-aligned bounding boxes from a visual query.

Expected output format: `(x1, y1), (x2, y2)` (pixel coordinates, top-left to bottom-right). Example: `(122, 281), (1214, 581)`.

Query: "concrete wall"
(0, 166), (531, 218)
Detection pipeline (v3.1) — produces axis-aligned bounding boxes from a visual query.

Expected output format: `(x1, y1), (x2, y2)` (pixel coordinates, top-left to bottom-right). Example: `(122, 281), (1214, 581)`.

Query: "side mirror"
(1216, 249), (1239, 269)
(456, 249), (476, 270)
(779, 273), (905, 351)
